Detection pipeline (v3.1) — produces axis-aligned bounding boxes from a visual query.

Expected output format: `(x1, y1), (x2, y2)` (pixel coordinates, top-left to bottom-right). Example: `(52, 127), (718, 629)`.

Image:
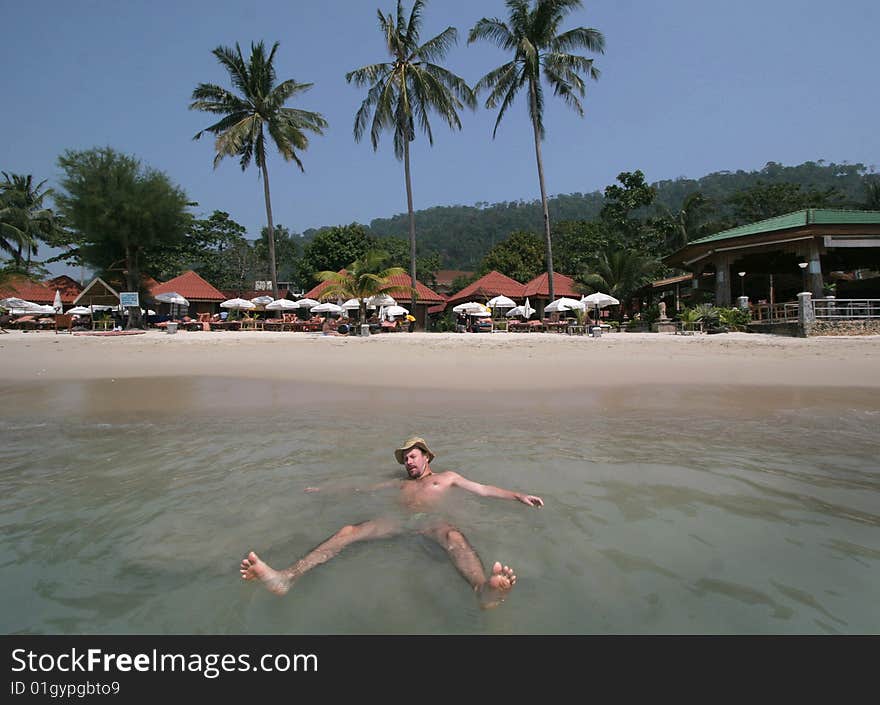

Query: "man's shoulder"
(434, 470), (464, 483)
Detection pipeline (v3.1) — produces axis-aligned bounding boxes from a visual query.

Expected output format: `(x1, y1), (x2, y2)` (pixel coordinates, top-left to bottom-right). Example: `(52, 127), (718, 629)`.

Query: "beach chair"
(54, 314), (74, 334)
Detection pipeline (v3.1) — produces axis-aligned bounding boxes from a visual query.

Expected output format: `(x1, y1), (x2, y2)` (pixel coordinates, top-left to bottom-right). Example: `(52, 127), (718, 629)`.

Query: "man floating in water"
(240, 436), (544, 608)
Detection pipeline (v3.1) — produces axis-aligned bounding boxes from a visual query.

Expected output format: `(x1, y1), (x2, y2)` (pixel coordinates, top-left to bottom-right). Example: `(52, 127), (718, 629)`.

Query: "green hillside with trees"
(357, 160), (877, 270)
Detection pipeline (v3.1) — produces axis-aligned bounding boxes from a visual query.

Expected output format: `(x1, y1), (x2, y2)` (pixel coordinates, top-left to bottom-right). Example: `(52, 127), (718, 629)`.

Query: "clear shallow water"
(1, 378), (878, 634)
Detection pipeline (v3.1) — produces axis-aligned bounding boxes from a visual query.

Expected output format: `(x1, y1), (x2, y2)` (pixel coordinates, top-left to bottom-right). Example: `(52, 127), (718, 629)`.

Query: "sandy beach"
(1, 329), (878, 391)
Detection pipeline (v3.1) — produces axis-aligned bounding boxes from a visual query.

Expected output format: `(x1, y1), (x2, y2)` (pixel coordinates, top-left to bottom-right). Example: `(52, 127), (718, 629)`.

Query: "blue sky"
(2, 0), (878, 277)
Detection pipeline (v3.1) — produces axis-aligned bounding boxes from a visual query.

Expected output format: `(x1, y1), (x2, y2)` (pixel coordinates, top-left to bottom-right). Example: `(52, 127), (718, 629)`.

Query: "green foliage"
(315, 249), (413, 323)
(717, 307), (750, 330)
(0, 172), (58, 271)
(375, 235), (441, 286)
(641, 303), (661, 325)
(478, 231), (545, 282)
(190, 40), (327, 296)
(298, 224), (373, 287)
(599, 170), (664, 254)
(678, 304), (750, 332)
(552, 219), (613, 275)
(726, 181), (846, 223)
(579, 248), (661, 313)
(449, 272), (477, 294)
(55, 147), (191, 327)
(256, 224), (300, 284)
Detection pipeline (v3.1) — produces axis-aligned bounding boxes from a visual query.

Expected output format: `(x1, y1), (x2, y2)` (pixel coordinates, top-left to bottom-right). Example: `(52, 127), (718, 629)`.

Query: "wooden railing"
(752, 298), (880, 323)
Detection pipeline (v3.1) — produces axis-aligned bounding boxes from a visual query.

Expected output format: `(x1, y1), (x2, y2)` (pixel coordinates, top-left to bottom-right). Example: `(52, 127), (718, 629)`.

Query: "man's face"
(403, 447), (429, 478)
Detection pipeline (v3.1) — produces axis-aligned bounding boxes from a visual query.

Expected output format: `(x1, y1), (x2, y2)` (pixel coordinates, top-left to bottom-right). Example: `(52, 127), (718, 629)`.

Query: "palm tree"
(346, 0), (475, 313)
(580, 248), (659, 320)
(659, 191), (710, 251)
(190, 41), (327, 298)
(0, 172), (55, 271)
(315, 249), (415, 325)
(469, 0), (604, 301)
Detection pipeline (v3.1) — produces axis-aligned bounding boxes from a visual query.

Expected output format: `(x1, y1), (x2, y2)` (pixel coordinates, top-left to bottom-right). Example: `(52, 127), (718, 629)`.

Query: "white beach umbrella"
(311, 302), (344, 315)
(581, 292), (620, 323)
(52, 290), (63, 314)
(294, 298), (320, 310)
(26, 304), (57, 315)
(581, 292), (619, 308)
(452, 301), (489, 315)
(154, 292), (189, 306)
(265, 298), (298, 311)
(220, 298), (256, 310)
(506, 305), (536, 318)
(384, 304), (410, 317)
(544, 297), (585, 313)
(1, 297), (42, 312)
(367, 293), (396, 308)
(250, 295), (274, 306)
(486, 295), (516, 309)
(341, 298), (363, 310)
(68, 306), (91, 315)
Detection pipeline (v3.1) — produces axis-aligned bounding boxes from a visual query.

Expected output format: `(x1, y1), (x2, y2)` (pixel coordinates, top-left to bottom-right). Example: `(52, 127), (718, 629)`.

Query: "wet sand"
(1, 330), (878, 393)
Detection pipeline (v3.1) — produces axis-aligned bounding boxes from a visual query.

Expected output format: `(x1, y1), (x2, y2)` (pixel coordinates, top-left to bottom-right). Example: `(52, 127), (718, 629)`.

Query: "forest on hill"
(300, 160), (876, 270)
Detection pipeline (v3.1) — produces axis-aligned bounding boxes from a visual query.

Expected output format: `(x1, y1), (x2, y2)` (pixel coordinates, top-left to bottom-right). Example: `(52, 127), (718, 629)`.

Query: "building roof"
(446, 270), (525, 305)
(151, 270), (226, 301)
(73, 277), (120, 305)
(46, 275), (84, 303)
(689, 209), (880, 246)
(303, 271), (445, 304)
(0, 276), (59, 304)
(522, 271), (580, 298)
(434, 269), (473, 286)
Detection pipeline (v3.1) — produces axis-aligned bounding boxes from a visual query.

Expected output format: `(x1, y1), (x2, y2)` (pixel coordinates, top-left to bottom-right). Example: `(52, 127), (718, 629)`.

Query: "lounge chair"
(54, 314), (74, 334)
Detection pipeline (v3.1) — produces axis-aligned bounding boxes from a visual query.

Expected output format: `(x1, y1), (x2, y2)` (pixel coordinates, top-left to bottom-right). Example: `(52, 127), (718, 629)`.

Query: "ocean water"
(0, 378), (878, 634)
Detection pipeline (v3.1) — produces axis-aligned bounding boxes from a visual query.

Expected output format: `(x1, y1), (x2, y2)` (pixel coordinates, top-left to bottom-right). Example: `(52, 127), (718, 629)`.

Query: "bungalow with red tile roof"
(445, 270), (526, 309)
(0, 275), (80, 307)
(433, 269), (474, 296)
(303, 271), (445, 330)
(150, 270), (226, 315)
(522, 272), (581, 317)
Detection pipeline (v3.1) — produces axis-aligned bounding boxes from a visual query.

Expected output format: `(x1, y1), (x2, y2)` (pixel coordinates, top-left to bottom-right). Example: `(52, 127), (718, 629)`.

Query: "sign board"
(120, 292), (140, 308)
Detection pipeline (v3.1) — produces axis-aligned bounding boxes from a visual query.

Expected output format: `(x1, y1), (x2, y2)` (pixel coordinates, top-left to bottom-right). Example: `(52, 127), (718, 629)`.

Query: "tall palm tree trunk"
(260, 160), (280, 299)
(403, 139), (418, 315)
(530, 81), (554, 302)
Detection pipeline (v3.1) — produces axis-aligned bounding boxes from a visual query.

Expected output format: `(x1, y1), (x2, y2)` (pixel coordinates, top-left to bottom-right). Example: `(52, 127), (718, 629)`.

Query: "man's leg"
(241, 517), (401, 596)
(421, 521), (516, 608)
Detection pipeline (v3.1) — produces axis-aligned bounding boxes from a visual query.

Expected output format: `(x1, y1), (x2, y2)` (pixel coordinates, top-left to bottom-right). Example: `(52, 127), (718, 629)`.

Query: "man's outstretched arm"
(448, 472), (544, 507)
(304, 479), (401, 494)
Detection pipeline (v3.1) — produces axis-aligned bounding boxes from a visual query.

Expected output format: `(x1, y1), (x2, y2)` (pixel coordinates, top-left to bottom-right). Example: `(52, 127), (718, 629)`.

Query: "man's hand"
(516, 494), (544, 507)
(304, 487), (321, 493)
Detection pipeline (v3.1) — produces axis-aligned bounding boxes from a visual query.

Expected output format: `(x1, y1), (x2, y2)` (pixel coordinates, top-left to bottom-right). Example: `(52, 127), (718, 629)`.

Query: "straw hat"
(394, 436), (435, 465)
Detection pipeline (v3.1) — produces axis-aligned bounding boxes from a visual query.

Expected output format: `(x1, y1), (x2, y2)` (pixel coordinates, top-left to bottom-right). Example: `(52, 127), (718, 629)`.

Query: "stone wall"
(747, 322), (802, 337)
(808, 320), (880, 336)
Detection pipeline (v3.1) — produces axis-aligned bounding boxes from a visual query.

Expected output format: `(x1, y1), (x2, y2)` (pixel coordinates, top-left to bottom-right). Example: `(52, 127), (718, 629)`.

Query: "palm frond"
(414, 26), (458, 64)
(467, 18), (515, 50)
(549, 26), (605, 54)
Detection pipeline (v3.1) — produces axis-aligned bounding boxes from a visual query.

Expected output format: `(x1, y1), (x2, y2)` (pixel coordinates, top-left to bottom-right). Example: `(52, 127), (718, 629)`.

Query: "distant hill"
(303, 160), (873, 269)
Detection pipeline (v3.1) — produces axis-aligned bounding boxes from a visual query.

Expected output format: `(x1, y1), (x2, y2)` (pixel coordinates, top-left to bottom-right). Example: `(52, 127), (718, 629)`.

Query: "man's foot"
(477, 561), (516, 609)
(239, 551), (292, 596)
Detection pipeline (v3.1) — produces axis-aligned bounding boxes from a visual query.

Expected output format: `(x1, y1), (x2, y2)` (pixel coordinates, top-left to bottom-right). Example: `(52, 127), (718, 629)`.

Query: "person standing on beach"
(240, 436), (543, 608)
